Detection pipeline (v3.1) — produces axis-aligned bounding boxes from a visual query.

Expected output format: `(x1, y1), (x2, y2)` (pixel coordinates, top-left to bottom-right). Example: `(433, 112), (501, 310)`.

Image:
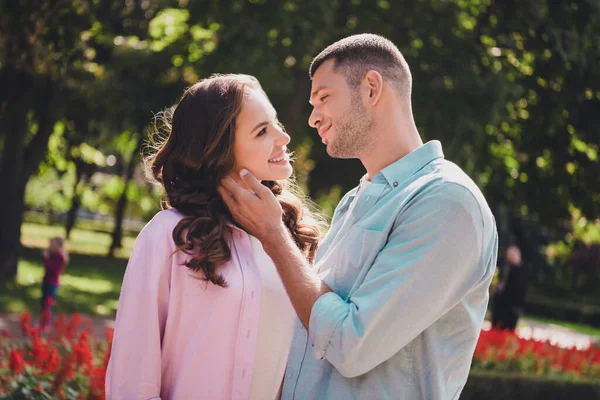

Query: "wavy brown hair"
(145, 74), (323, 287)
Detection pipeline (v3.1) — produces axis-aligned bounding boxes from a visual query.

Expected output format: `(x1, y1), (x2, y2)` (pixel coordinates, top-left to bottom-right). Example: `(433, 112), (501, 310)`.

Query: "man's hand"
(218, 169), (286, 243)
(219, 169), (331, 329)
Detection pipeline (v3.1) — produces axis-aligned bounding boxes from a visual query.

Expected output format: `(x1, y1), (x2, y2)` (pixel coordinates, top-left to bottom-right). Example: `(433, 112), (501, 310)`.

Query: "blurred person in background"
(492, 242), (528, 331)
(40, 236), (69, 328)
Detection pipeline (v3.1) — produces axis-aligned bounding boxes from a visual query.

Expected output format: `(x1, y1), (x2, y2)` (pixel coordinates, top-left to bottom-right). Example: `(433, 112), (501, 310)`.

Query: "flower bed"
(472, 327), (600, 379)
(2, 313), (600, 399)
(0, 312), (111, 400)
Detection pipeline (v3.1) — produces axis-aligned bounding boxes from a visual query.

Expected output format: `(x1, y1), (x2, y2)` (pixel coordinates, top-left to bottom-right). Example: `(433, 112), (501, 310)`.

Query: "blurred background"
(0, 0), (599, 378)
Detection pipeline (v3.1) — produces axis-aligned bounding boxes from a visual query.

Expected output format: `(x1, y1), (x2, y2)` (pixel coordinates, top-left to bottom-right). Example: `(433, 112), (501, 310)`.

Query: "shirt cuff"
(308, 291), (350, 360)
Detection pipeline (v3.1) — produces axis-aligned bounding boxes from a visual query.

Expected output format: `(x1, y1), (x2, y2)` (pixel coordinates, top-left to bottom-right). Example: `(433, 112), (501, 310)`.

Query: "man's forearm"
(262, 225), (332, 329)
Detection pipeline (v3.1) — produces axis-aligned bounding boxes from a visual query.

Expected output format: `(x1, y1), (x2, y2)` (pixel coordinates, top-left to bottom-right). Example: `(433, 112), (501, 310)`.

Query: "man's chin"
(326, 143), (355, 159)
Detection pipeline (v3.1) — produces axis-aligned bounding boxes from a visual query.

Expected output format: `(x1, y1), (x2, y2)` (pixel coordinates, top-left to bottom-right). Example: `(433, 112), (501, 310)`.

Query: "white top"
(248, 235), (295, 400)
(343, 177), (371, 227)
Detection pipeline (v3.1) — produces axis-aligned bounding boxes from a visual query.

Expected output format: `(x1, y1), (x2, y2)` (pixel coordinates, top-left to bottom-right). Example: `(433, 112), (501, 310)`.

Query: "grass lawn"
(21, 222), (136, 259)
(0, 222), (136, 317)
(5, 222), (600, 341)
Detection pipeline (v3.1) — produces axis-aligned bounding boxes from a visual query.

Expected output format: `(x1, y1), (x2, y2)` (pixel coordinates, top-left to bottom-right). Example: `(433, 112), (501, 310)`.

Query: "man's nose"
(309, 108), (322, 129)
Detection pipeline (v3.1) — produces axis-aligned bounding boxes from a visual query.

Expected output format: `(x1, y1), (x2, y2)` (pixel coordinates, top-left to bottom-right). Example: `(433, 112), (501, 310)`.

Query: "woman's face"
(233, 88), (292, 181)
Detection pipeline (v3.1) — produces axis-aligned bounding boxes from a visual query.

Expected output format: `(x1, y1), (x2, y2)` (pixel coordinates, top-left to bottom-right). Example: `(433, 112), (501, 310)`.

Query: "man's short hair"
(310, 33), (412, 100)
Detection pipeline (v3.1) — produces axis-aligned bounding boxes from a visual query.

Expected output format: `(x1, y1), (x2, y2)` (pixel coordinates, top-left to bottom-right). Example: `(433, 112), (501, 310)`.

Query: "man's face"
(308, 59), (374, 159)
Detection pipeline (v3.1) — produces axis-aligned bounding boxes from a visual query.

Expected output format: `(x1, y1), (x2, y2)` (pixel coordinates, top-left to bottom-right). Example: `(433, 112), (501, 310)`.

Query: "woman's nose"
(277, 128), (291, 146)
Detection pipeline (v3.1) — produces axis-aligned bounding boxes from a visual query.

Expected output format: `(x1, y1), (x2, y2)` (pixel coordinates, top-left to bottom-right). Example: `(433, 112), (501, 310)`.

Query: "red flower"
(52, 359), (74, 391)
(9, 349), (25, 374)
(19, 311), (34, 337)
(65, 313), (82, 340)
(105, 327), (114, 343)
(51, 313), (67, 341)
(31, 331), (48, 368)
(42, 347), (61, 374)
(89, 365), (107, 399)
(71, 331), (94, 373)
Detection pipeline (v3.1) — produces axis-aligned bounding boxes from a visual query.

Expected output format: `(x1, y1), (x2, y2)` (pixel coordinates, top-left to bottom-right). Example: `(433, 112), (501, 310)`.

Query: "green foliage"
(3, 0), (599, 276)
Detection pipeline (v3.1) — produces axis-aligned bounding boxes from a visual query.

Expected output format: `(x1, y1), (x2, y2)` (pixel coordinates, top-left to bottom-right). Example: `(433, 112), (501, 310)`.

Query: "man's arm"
(306, 183), (491, 377)
(261, 225), (331, 328)
(218, 170), (331, 328)
(220, 171), (493, 378)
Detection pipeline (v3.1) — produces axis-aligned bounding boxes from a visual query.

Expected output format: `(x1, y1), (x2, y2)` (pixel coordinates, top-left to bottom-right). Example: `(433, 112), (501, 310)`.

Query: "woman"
(106, 74), (323, 400)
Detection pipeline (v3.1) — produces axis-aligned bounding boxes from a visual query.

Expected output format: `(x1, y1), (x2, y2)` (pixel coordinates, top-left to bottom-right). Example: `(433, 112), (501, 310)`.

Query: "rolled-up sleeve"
(308, 184), (485, 378)
(106, 220), (173, 400)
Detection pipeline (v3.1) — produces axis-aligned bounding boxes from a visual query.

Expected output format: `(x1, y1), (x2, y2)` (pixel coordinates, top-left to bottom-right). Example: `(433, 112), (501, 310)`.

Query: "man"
(219, 34), (498, 399)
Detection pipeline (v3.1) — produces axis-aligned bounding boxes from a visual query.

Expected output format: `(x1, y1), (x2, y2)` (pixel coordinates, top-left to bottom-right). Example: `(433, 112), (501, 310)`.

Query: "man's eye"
(320, 95), (329, 102)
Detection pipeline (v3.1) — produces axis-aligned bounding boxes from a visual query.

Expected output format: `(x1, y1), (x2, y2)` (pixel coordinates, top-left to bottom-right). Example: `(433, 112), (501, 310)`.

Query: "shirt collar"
(371, 140), (444, 186)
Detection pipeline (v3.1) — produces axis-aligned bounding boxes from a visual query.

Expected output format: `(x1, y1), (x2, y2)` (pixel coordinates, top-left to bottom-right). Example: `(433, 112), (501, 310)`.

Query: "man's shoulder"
(405, 159), (493, 221)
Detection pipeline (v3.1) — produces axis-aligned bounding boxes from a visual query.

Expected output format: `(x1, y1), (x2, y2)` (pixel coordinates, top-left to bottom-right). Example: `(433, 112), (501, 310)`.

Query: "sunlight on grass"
(21, 222), (135, 259)
(0, 248), (125, 316)
(17, 259), (45, 285)
(60, 275), (115, 294)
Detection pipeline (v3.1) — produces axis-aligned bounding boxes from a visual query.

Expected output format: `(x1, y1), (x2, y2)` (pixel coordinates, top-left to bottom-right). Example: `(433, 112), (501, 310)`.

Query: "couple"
(106, 34), (498, 400)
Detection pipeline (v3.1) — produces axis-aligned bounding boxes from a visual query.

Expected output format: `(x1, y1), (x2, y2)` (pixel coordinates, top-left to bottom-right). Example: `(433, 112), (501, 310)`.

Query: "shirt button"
(251, 290), (255, 299)
(242, 369), (246, 378)
(393, 181), (399, 187)
(247, 329), (251, 338)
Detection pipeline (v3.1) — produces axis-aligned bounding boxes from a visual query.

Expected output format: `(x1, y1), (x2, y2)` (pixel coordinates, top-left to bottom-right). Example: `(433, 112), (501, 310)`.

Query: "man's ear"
(363, 70), (384, 105)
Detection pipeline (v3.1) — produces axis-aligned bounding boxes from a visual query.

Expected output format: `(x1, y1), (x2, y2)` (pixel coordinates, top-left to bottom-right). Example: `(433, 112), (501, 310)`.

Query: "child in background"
(40, 237), (69, 327)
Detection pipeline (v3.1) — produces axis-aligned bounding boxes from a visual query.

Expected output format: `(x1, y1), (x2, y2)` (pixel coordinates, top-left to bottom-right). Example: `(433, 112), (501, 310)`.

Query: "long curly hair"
(145, 74), (323, 287)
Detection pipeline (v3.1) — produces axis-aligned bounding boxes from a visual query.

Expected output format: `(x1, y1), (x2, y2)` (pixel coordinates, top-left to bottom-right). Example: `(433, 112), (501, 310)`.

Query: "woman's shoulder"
(136, 208), (185, 242)
(144, 208), (184, 230)
(137, 208), (249, 250)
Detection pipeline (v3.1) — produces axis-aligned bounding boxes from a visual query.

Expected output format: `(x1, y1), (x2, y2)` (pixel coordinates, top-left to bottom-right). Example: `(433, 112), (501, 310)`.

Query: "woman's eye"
(257, 127), (267, 137)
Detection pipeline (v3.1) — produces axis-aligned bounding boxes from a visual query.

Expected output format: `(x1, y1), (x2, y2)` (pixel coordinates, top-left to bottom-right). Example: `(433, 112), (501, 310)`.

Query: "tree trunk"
(0, 70), (33, 281)
(65, 192), (82, 239)
(0, 73), (57, 282)
(65, 160), (84, 239)
(108, 137), (141, 257)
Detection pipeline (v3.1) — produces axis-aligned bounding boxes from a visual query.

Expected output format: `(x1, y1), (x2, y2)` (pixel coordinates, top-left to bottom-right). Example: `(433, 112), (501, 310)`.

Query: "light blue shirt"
(282, 141), (498, 400)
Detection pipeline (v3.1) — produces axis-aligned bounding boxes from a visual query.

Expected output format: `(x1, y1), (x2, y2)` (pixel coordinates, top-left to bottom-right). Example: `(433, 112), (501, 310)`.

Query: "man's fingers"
(219, 176), (257, 204)
(240, 169), (269, 197)
(220, 175), (242, 196)
(217, 185), (235, 207)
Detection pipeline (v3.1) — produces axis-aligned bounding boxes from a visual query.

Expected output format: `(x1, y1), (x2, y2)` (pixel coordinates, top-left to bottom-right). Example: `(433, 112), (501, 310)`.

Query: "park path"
(1, 312), (598, 349)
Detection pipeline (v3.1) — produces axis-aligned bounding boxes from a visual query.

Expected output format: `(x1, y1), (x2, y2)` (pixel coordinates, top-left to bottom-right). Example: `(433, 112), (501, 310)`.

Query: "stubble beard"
(326, 94), (375, 159)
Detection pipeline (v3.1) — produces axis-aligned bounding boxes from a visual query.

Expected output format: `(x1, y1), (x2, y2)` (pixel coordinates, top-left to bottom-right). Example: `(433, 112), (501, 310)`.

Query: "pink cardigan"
(106, 209), (262, 400)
